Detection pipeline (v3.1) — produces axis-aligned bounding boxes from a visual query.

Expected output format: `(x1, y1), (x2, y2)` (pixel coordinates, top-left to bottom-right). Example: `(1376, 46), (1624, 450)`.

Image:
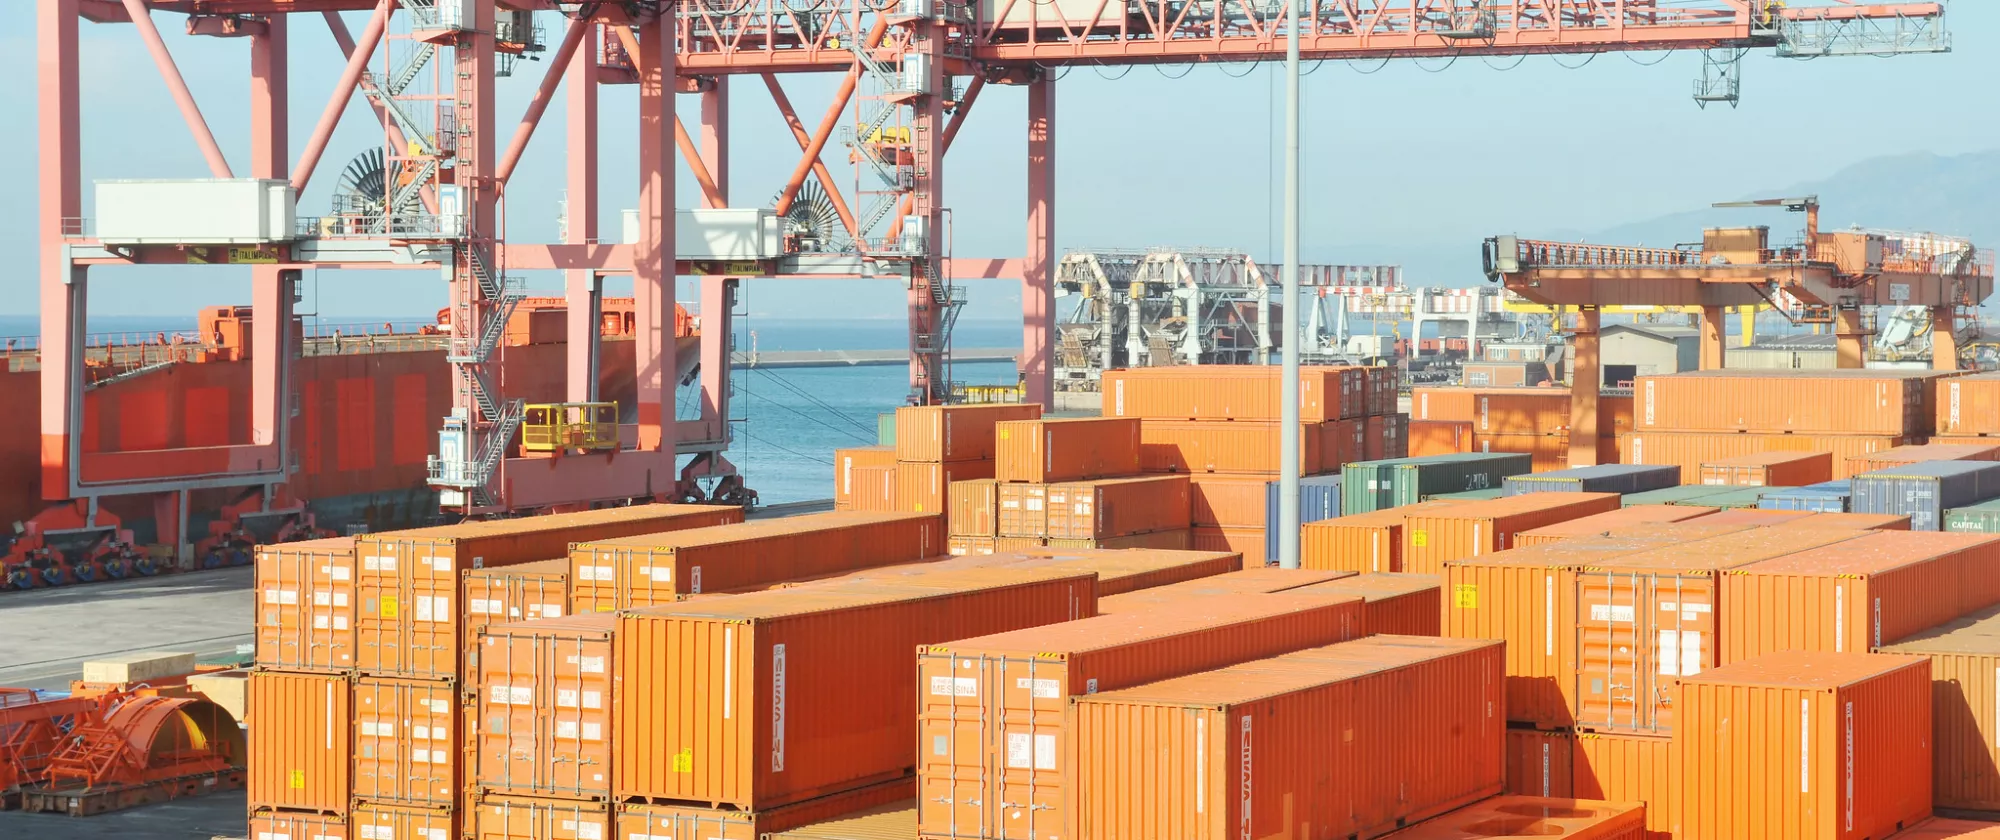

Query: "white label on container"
(313, 616), (330, 630)
(931, 677), (978, 697)
(1195, 716), (1206, 815)
(690, 566), (703, 593)
(431, 555), (453, 573)
(542, 603), (563, 618)
(1086, 678), (1099, 694)
(1952, 383), (1963, 427)
(358, 827), (381, 840)
(1006, 733), (1032, 768)
(648, 566), (672, 583)
(723, 627), (735, 720)
(582, 690), (603, 710)
(580, 655), (605, 674)
(412, 748), (430, 764)
(1874, 598), (1883, 649)
(510, 686), (533, 706)
(334, 593), (348, 607)
(334, 617), (348, 630)
(1845, 700), (1855, 831)
(331, 566), (351, 581)
(1239, 716), (1253, 840)
(359, 721), (381, 737)
(1590, 604), (1635, 623)
(469, 600), (490, 615)
(426, 698), (450, 715)
(428, 830), (447, 840)
(314, 591), (331, 607)
(413, 725), (430, 740)
(583, 722), (602, 741)
(1017, 678), (1060, 699)
(1544, 576), (1555, 657)
(1026, 498), (1044, 511)
(1801, 698), (1811, 793)
(276, 588), (299, 605)
(415, 597), (434, 622)
(488, 685), (512, 705)
(1643, 380), (1656, 426)
(1834, 585), (1845, 652)
(578, 823), (603, 840)
(771, 643), (786, 773)
(557, 689), (579, 709)
(556, 720), (579, 740)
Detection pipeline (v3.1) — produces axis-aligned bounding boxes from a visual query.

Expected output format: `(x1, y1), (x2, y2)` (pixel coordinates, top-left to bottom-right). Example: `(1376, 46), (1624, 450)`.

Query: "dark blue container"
(1502, 464), (1681, 497)
(1757, 480), (1852, 513)
(1265, 475), (1343, 564)
(1851, 462), (2000, 530)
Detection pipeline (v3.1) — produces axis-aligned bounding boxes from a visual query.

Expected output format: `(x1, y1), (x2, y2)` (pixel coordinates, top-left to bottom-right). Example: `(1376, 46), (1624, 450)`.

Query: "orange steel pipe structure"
(38, 0), (1952, 519)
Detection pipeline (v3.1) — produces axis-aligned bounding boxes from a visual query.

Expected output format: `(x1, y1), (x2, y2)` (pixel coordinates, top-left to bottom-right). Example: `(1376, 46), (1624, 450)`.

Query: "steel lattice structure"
(37, 0), (1951, 520)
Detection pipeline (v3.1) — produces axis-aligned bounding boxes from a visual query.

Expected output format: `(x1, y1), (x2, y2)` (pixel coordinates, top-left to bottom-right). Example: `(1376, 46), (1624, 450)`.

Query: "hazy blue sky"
(5, 5), (1996, 325)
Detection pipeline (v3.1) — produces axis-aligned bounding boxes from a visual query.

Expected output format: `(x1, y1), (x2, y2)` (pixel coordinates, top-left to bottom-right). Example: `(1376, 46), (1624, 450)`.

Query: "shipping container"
(767, 802), (918, 840)
(352, 676), (456, 806)
(357, 505), (741, 678)
(1675, 487), (1768, 509)
(1403, 492), (1623, 574)
(1291, 572), (1442, 636)
(1697, 450), (1836, 487)
(1066, 636), (1503, 840)
(948, 479), (1000, 537)
(1190, 525), (1264, 563)
(1343, 453), (1536, 514)
(1515, 505), (1719, 547)
(997, 483), (1048, 539)
(616, 778), (914, 840)
(994, 417), (1141, 483)
(1879, 607), (2000, 811)
(1363, 366), (1398, 417)
(948, 535), (996, 556)
(1301, 500), (1465, 575)
(1692, 507), (1818, 525)
(1673, 652), (1932, 840)
(1410, 419), (1476, 457)
(1635, 369), (1941, 435)
(1620, 485), (1739, 507)
(1185, 474), (1269, 528)
(1947, 497), (2000, 533)
(1573, 732), (1676, 840)
(898, 460), (997, 516)
(1461, 362), (1549, 388)
(834, 446), (898, 510)
(1095, 567), (1357, 613)
(254, 537), (359, 673)
(1852, 443), (2000, 475)
(1505, 465), (1681, 497)
(1505, 729), (1576, 798)
(1938, 373), (2000, 436)
(1474, 432), (1575, 472)
(1046, 475), (1190, 540)
(1765, 512), (1911, 531)
(878, 412), (897, 447)
(896, 404), (1044, 463)
(1854, 460), (2000, 531)
(567, 512), (945, 612)
(1101, 366), (1355, 423)
(474, 795), (610, 840)
(462, 558), (569, 676)
(1263, 474), (1343, 564)
(475, 614), (615, 798)
(1392, 797), (1646, 840)
(1758, 480), (1854, 513)
(848, 464), (898, 512)
(1364, 414), (1408, 461)
(249, 810), (346, 840)
(1572, 527), (1865, 734)
(246, 670), (349, 814)
(1046, 529), (1192, 551)
(1329, 416), (1368, 465)
(1002, 547), (1240, 596)
(353, 803), (456, 840)
(1720, 531), (2000, 663)
(916, 592), (1369, 840)
(996, 536), (1046, 552)
(1621, 430), (1912, 483)
(1596, 521), (1759, 542)
(613, 569), (1098, 811)
(1138, 420), (1325, 474)
(1430, 487), (1511, 501)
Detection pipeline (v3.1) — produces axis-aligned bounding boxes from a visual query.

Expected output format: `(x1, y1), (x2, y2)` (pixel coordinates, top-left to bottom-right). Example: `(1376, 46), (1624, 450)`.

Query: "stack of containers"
(1851, 460), (2000, 531)
(1850, 442), (2000, 474)
(1300, 498), (1465, 574)
(1621, 370), (1948, 482)
(1409, 387), (1635, 468)
(893, 403), (1043, 518)
(247, 505), (745, 840)
(1341, 453), (1535, 515)
(1102, 365), (1407, 561)
(1945, 497), (2000, 533)
(832, 445), (897, 510)
(1398, 491), (1623, 574)
(974, 416), (1187, 552)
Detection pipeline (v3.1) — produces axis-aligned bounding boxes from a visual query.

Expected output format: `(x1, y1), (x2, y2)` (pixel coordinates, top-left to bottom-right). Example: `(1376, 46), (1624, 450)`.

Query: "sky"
(5, 4), (1997, 326)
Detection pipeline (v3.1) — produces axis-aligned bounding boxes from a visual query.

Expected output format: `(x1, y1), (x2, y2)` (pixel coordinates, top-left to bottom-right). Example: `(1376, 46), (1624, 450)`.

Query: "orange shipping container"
(916, 592), (1368, 840)
(848, 465), (898, 512)
(1333, 416), (1370, 464)
(823, 546), (1237, 597)
(246, 670), (349, 814)
(616, 777), (914, 840)
(1636, 370), (1939, 435)
(249, 810), (346, 840)
(1851, 442), (2000, 475)
(1138, 420), (1324, 474)
(1768, 512), (1911, 531)
(475, 614), (616, 798)
(1101, 366), (1356, 422)
(994, 417), (1141, 483)
(1573, 732), (1677, 840)
(1046, 529), (1193, 551)
(1879, 608), (2000, 811)
(1186, 474), (1270, 528)
(997, 483), (1048, 538)
(1065, 636), (1504, 840)
(462, 558), (569, 676)
(352, 676), (457, 806)
(1394, 797), (1645, 840)
(475, 795), (610, 840)
(1622, 431), (1911, 483)
(353, 803), (456, 840)
(613, 569), (1098, 811)
(254, 537), (358, 673)
(766, 803), (918, 839)
(1045, 475), (1190, 540)
(1573, 527), (1866, 735)
(896, 403), (1044, 463)
(897, 460), (996, 515)
(1301, 500), (1464, 575)
(1720, 531), (2000, 663)
(1411, 419), (1476, 457)
(1414, 387), (1573, 437)
(834, 446), (898, 510)
(1095, 567), (1356, 613)
(996, 536), (1045, 552)
(1403, 492), (1623, 574)
(948, 478), (1000, 537)
(1938, 374), (2000, 437)
(948, 535), (996, 556)
(1516, 505), (1720, 547)
(1687, 507), (1819, 527)
(1697, 450), (1835, 487)
(1191, 525), (1264, 562)
(357, 504), (741, 678)
(1292, 571), (1441, 636)
(567, 512), (945, 612)
(1673, 652), (1932, 840)
(1506, 729), (1576, 798)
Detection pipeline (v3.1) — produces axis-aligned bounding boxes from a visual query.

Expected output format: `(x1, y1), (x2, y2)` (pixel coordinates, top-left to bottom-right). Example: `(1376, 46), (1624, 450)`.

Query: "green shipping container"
(1945, 498), (2000, 533)
(878, 412), (897, 447)
(1621, 485), (1739, 507)
(1339, 452), (1534, 515)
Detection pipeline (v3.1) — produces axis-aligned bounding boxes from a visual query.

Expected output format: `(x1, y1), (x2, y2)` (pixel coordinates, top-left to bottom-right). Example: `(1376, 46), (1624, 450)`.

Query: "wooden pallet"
(16, 767), (244, 817)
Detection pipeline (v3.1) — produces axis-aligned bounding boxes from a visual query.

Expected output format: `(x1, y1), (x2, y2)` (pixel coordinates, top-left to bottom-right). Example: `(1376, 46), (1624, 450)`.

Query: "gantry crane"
(37, 1), (1953, 523)
(1483, 196), (1995, 467)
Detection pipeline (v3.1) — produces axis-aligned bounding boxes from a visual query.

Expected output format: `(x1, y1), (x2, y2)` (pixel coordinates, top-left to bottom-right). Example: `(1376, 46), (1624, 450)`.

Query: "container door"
(918, 652), (994, 840)
(1574, 570), (1649, 732)
(994, 656), (1069, 840)
(1647, 572), (1715, 734)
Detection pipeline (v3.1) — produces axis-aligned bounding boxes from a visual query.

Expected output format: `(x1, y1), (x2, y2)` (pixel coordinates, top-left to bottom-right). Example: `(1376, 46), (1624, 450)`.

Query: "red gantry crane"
(38, 1), (1954, 520)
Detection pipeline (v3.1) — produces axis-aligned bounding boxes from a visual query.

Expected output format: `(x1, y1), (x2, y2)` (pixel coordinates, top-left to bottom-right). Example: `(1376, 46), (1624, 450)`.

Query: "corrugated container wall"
(1697, 450), (1835, 487)
(948, 478), (1000, 537)
(1938, 374), (2000, 436)
(848, 465), (898, 512)
(1046, 475), (1190, 540)
(473, 795), (610, 840)
(474, 614), (616, 799)
(1505, 729), (1576, 798)
(1850, 443), (2000, 475)
(834, 446), (898, 510)
(1503, 465), (1680, 497)
(1402, 492), (1622, 574)
(351, 676), (456, 806)
(1759, 481), (1854, 513)
(1411, 420), (1476, 457)
(1186, 475), (1269, 528)
(616, 778), (914, 840)
(1301, 500), (1463, 575)
(1573, 732), (1677, 840)
(1095, 567), (1357, 613)
(247, 670), (350, 814)
(767, 802), (920, 839)
(254, 537), (358, 672)
(1101, 366), (1356, 422)
(1852, 460), (2000, 531)
(898, 460), (997, 516)
(249, 811), (346, 840)
(1291, 572), (1442, 636)
(1342, 453), (1536, 515)
(351, 803), (455, 840)
(1879, 608), (2000, 811)
(1621, 431), (1910, 483)
(1719, 531), (2000, 662)
(1635, 370), (1936, 435)
(1263, 474), (1342, 564)
(896, 404), (1044, 462)
(1515, 505), (1719, 547)
(1137, 420), (1323, 474)
(995, 418), (1142, 483)
(461, 558), (569, 676)
(997, 483), (1047, 538)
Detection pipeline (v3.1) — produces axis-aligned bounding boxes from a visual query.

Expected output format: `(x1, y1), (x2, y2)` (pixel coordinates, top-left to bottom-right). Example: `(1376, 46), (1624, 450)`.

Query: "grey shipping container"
(1265, 475), (1343, 564)
(1757, 480), (1852, 513)
(1851, 461), (2000, 531)
(1502, 464), (1680, 497)
(1621, 485), (1738, 507)
(1945, 498), (2000, 533)
(1339, 453), (1534, 515)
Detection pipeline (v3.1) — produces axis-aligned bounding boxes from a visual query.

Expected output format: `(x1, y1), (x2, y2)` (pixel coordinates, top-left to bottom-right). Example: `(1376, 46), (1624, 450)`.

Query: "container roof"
(928, 590), (1361, 656)
(1681, 650), (1925, 689)
(1732, 530), (1999, 576)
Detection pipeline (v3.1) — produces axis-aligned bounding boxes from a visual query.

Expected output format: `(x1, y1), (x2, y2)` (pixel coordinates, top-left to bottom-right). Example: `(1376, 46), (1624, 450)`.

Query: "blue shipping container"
(1851, 462), (2000, 531)
(1757, 480), (1852, 513)
(1266, 475), (1343, 564)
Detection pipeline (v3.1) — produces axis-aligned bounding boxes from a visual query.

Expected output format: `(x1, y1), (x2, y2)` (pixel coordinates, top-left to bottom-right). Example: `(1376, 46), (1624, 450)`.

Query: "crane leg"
(1699, 305), (1726, 370)
(1933, 306), (1960, 371)
(1569, 308), (1601, 468)
(1834, 309), (1867, 369)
